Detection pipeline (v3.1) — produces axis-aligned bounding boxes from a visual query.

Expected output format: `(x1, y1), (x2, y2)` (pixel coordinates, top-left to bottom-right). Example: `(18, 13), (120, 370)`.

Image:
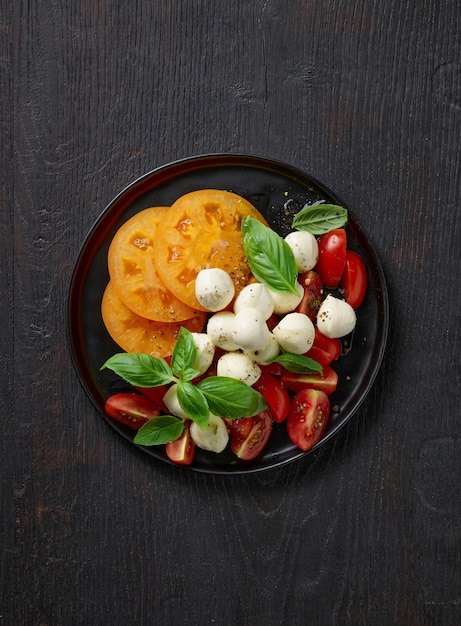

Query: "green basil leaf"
(197, 376), (268, 418)
(270, 353), (323, 374)
(177, 381), (209, 428)
(133, 415), (184, 446)
(101, 353), (175, 387)
(171, 327), (199, 381)
(291, 203), (348, 235)
(242, 216), (299, 295)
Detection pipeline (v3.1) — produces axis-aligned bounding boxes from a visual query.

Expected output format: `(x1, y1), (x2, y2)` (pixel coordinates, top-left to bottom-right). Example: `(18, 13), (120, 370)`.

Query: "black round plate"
(68, 154), (389, 474)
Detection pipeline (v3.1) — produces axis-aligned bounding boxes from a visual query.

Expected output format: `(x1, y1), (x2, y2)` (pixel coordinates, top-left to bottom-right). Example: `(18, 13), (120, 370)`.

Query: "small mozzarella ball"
(217, 352), (261, 386)
(191, 333), (215, 375)
(233, 283), (274, 320)
(268, 281), (303, 315)
(232, 308), (270, 350)
(285, 231), (319, 272)
(195, 268), (235, 312)
(163, 384), (189, 420)
(206, 311), (239, 351)
(317, 294), (357, 338)
(244, 332), (280, 364)
(273, 312), (315, 354)
(190, 414), (229, 453)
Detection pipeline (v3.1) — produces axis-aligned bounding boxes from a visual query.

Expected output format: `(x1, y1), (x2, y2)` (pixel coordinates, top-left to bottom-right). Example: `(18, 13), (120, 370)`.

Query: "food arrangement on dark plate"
(100, 188), (367, 465)
(68, 155), (388, 474)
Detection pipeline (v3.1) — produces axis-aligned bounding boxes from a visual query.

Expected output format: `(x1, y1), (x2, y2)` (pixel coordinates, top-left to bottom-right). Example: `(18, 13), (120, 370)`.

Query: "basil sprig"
(242, 216), (299, 295)
(101, 328), (268, 447)
(292, 203), (348, 235)
(270, 353), (323, 374)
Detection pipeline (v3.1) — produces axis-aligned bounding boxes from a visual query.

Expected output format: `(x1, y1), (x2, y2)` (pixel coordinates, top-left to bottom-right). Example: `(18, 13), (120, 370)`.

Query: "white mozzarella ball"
(163, 384), (189, 419)
(273, 312), (315, 354)
(195, 268), (235, 312)
(233, 283), (274, 320)
(316, 294), (357, 338)
(268, 281), (303, 315)
(244, 332), (280, 364)
(191, 333), (215, 375)
(285, 231), (319, 272)
(206, 311), (239, 351)
(190, 414), (229, 453)
(216, 352), (261, 386)
(232, 308), (270, 351)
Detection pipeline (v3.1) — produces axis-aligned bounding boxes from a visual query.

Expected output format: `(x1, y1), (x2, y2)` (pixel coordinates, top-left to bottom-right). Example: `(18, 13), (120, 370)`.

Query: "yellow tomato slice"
(101, 281), (207, 357)
(107, 207), (201, 322)
(152, 190), (268, 311)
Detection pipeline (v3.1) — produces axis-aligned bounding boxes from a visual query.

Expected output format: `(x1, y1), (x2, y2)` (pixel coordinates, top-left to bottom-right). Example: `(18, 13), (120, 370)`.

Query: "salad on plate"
(99, 188), (368, 466)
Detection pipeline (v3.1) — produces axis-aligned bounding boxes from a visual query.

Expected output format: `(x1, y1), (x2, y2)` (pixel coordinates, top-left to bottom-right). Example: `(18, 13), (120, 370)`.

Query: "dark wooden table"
(3, 1), (460, 624)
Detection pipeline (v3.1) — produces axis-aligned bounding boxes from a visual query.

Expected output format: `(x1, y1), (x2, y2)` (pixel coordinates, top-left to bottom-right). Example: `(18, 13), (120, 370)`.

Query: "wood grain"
(3, 0), (461, 624)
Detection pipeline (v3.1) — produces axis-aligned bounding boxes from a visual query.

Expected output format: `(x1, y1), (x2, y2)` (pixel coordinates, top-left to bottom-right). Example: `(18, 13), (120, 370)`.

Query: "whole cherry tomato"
(231, 410), (273, 460)
(105, 393), (160, 429)
(295, 270), (323, 320)
(287, 388), (330, 451)
(253, 372), (290, 423)
(307, 328), (342, 366)
(165, 421), (196, 465)
(282, 365), (338, 395)
(342, 250), (367, 309)
(315, 228), (347, 287)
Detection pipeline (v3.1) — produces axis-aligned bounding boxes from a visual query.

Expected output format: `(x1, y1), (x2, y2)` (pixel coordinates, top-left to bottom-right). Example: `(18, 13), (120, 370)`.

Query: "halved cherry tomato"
(230, 410), (273, 460)
(282, 365), (338, 395)
(295, 270), (323, 320)
(265, 313), (281, 331)
(342, 250), (367, 309)
(153, 189), (268, 311)
(287, 388), (330, 451)
(259, 362), (284, 377)
(315, 228), (347, 287)
(225, 417), (254, 439)
(253, 372), (290, 423)
(165, 421), (195, 465)
(307, 328), (341, 366)
(105, 393), (160, 429)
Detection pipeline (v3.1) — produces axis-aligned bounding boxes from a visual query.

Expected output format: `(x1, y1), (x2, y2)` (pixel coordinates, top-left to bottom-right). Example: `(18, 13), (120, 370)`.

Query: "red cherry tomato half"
(259, 362), (284, 377)
(307, 328), (342, 366)
(295, 270), (323, 320)
(282, 365), (338, 395)
(136, 385), (169, 412)
(265, 313), (281, 331)
(342, 250), (367, 309)
(231, 410), (273, 460)
(315, 228), (347, 287)
(105, 393), (160, 429)
(225, 417), (254, 439)
(253, 372), (290, 423)
(287, 388), (330, 451)
(165, 421), (195, 465)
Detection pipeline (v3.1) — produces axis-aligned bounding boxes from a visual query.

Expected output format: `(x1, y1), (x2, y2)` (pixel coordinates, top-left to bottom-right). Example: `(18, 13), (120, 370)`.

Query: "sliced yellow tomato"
(107, 207), (201, 322)
(152, 190), (268, 311)
(101, 281), (207, 357)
